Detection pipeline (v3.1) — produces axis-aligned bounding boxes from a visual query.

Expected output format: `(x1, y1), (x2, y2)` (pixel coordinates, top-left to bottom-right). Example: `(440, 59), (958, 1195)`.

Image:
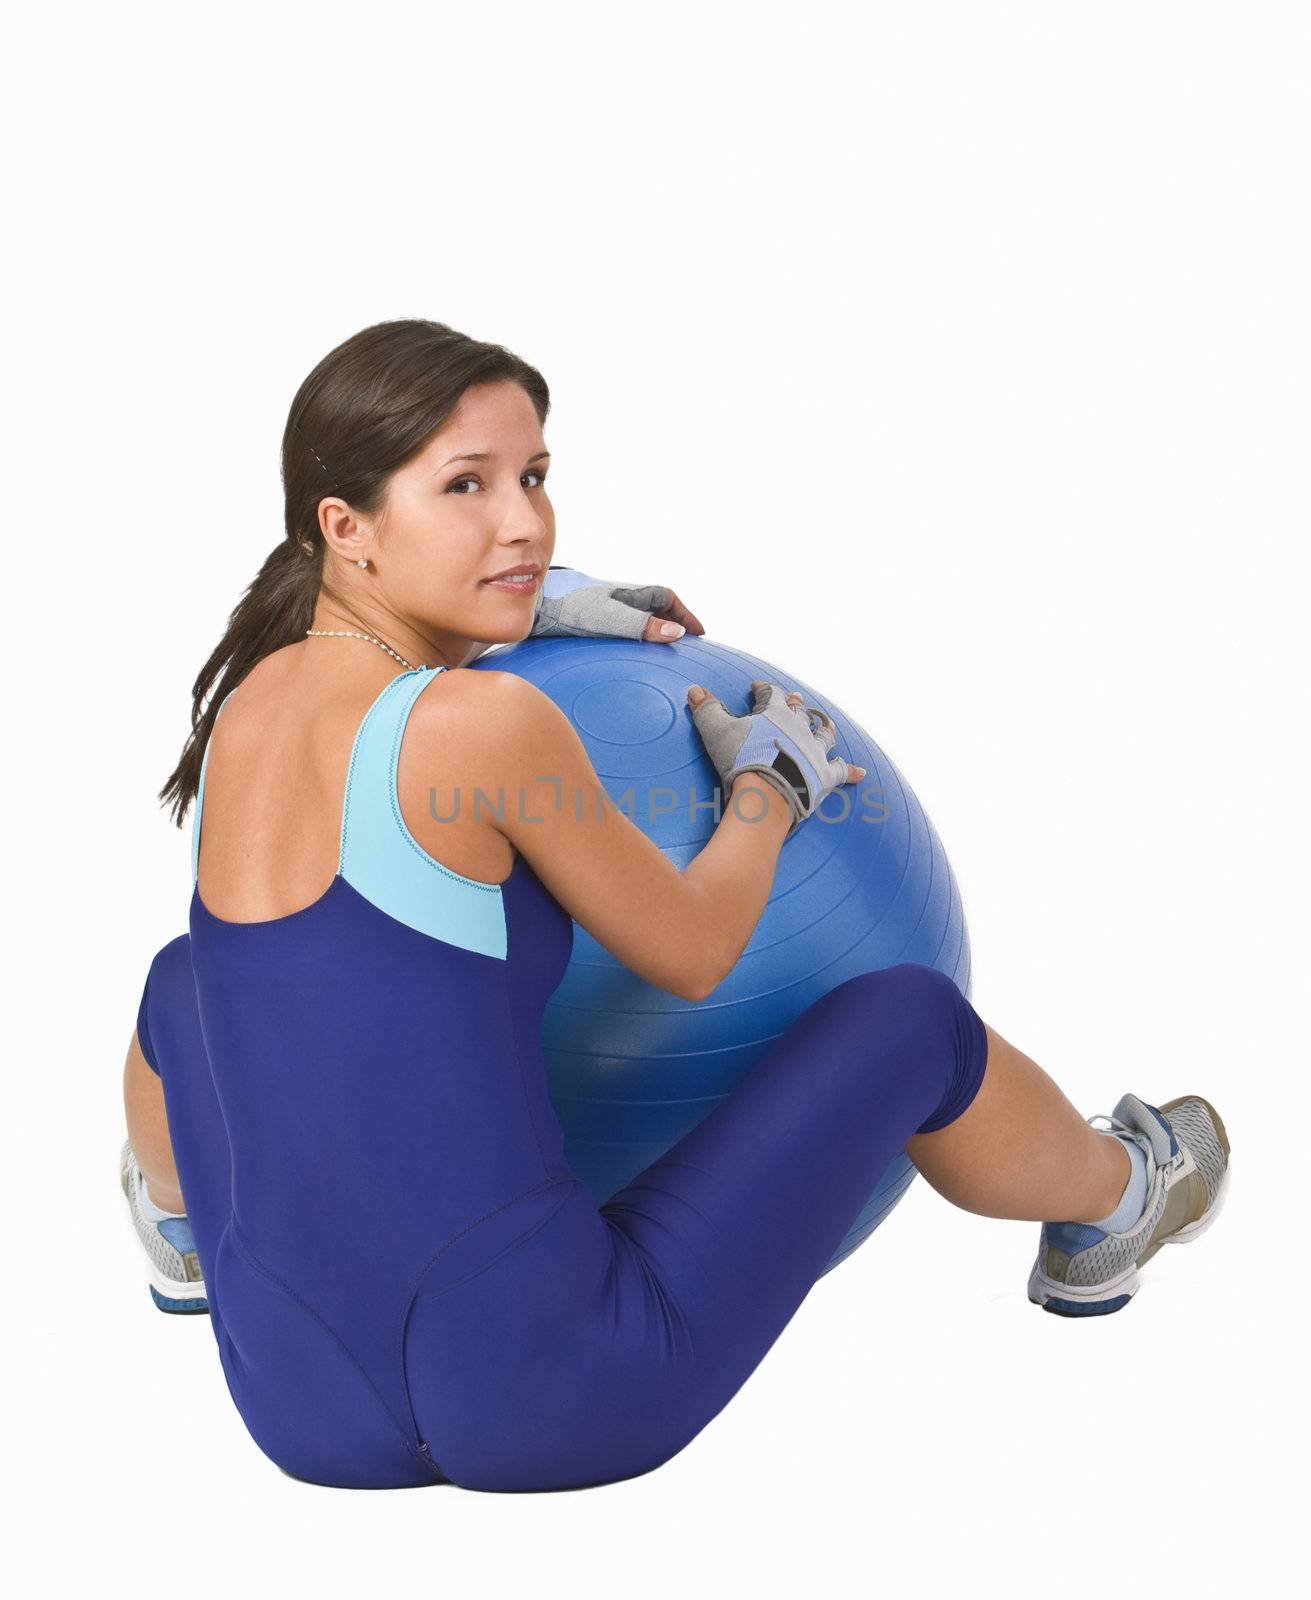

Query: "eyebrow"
(436, 449), (552, 470)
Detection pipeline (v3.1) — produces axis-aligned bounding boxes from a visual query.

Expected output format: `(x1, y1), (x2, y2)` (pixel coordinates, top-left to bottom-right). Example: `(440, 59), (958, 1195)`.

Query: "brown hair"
(157, 318), (551, 827)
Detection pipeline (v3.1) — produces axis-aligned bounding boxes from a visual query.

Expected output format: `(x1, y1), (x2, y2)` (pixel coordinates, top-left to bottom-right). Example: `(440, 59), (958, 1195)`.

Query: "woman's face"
(339, 378), (556, 659)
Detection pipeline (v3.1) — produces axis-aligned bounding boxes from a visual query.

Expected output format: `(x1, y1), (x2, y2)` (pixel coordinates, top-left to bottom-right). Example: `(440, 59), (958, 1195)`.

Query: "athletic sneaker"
(1028, 1093), (1231, 1317)
(119, 1138), (209, 1315)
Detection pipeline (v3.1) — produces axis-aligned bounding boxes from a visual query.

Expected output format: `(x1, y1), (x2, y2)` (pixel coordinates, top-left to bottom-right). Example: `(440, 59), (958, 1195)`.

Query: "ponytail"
(156, 536), (322, 826)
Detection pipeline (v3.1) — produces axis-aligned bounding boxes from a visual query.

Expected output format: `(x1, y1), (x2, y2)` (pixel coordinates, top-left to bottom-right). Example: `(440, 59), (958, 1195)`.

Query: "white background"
(7, 1), (1305, 1593)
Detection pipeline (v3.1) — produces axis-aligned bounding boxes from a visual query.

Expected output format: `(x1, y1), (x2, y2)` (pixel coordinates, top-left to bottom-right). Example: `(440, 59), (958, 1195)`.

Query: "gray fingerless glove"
(531, 566), (672, 641)
(689, 680), (853, 840)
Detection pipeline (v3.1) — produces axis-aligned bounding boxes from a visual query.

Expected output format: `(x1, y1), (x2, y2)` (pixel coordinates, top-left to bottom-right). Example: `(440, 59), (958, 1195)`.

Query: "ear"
(318, 497), (369, 566)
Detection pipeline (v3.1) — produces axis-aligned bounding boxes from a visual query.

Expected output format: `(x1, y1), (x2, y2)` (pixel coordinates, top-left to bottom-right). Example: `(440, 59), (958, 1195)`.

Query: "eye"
(447, 469), (549, 495)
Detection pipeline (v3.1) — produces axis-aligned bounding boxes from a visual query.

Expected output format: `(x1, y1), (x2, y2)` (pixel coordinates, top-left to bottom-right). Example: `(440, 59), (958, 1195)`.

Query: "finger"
(654, 588), (707, 635)
(789, 693), (820, 729)
(688, 690), (737, 740)
(749, 679), (782, 713)
(608, 583), (669, 608)
(641, 614), (688, 644)
(803, 702), (837, 751)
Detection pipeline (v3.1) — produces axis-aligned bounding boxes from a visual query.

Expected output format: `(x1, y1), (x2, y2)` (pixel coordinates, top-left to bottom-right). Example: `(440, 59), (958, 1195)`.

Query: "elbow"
(680, 951), (728, 1004)
(675, 884), (732, 1002)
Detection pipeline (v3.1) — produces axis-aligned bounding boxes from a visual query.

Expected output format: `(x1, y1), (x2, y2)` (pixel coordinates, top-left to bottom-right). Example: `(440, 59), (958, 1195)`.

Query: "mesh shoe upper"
(1039, 1094), (1226, 1289)
(120, 1139), (206, 1290)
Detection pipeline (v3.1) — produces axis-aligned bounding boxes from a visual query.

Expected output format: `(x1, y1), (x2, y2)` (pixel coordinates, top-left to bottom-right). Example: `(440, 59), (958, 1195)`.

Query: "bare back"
(194, 643), (516, 924)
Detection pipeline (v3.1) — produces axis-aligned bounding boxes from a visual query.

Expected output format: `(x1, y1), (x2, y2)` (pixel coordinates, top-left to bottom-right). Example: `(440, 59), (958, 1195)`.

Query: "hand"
(530, 566), (707, 644)
(686, 680), (867, 839)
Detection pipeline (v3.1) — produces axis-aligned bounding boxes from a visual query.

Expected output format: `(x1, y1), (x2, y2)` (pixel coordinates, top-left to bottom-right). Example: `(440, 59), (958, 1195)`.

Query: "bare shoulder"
(407, 667), (565, 774)
(415, 666), (552, 731)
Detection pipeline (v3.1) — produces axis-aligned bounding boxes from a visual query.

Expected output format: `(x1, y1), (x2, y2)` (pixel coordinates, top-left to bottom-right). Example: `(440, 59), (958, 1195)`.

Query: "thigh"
(602, 963), (987, 1346)
(407, 963), (988, 1492)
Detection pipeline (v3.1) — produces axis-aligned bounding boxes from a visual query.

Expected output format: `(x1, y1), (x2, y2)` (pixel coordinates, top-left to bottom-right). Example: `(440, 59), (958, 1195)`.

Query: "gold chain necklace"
(305, 628), (428, 671)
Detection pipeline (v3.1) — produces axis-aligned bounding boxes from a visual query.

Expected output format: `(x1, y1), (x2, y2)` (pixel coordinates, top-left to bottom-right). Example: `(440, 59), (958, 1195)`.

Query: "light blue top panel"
(193, 666), (511, 961)
(337, 667), (511, 960)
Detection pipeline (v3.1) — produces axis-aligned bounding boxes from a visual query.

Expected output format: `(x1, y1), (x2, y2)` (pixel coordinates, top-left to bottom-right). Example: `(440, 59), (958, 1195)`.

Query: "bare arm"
(679, 773), (795, 990)
(477, 673), (791, 1000)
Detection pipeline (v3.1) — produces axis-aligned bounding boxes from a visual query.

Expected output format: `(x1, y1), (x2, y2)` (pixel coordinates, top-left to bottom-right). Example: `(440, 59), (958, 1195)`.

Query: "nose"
(498, 498), (551, 545)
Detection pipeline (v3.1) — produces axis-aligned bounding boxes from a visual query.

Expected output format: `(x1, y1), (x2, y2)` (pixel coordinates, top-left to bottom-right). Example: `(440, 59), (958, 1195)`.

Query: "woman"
(121, 318), (1231, 1493)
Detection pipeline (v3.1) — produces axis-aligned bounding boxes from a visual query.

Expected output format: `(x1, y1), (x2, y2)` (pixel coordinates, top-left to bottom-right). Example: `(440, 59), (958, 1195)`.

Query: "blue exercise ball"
(471, 634), (973, 1276)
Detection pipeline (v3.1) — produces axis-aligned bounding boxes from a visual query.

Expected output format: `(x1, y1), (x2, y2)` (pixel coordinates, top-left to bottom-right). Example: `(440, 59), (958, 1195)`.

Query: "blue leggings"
(143, 947), (988, 1492)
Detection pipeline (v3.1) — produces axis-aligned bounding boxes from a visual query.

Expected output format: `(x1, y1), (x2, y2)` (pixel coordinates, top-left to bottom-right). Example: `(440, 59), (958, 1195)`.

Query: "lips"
(483, 564), (541, 582)
(483, 563), (541, 588)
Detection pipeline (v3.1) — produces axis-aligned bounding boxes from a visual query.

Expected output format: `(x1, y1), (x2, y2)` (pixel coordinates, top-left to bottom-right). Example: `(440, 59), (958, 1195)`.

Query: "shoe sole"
(1029, 1095), (1232, 1317)
(148, 1282), (210, 1315)
(146, 1256), (210, 1314)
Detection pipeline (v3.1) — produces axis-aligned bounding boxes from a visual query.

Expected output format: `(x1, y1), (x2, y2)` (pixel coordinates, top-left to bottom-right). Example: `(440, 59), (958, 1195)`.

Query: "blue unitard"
(135, 666), (989, 1492)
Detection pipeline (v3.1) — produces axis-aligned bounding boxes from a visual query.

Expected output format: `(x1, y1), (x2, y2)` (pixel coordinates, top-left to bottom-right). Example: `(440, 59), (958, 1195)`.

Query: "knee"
(149, 932), (192, 983)
(885, 962), (965, 1007)
(842, 962), (964, 1014)
(885, 966), (975, 1054)
(841, 964), (974, 1068)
